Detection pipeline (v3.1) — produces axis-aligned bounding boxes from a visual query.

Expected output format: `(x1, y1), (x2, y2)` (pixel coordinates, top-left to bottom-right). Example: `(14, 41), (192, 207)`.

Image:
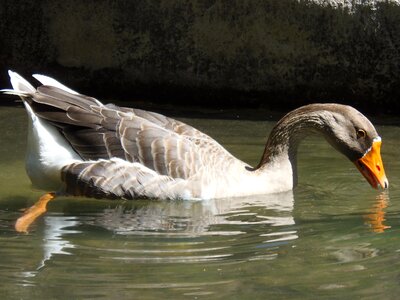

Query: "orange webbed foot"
(15, 192), (56, 233)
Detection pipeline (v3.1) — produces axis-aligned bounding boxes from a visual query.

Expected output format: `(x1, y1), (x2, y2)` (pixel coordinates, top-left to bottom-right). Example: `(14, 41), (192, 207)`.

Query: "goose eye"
(356, 129), (366, 139)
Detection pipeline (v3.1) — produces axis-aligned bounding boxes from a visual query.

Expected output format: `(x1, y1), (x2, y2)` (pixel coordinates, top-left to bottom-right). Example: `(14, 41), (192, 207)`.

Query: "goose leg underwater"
(2, 71), (388, 233)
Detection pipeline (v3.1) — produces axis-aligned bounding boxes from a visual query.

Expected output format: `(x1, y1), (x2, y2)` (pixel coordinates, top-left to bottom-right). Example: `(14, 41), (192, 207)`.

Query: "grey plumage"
(4, 71), (388, 201)
(23, 85), (235, 199)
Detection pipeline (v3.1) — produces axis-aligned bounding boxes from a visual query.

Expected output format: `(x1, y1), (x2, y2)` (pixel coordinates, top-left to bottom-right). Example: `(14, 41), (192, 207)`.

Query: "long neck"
(255, 106), (334, 185)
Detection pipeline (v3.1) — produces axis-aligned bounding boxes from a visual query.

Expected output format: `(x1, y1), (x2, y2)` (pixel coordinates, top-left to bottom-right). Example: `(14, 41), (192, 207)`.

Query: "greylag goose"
(3, 71), (388, 232)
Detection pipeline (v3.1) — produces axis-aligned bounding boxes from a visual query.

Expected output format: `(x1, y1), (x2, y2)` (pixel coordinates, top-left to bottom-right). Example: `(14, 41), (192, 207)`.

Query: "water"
(1, 106), (400, 299)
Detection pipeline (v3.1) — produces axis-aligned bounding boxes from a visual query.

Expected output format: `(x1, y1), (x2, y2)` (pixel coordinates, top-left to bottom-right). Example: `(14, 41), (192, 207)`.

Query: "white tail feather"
(32, 74), (79, 95)
(8, 70), (36, 94)
(0, 89), (31, 97)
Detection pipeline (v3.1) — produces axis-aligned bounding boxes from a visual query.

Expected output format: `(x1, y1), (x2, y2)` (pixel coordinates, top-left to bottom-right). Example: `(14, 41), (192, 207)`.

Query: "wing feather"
(61, 159), (187, 199)
(21, 84), (237, 181)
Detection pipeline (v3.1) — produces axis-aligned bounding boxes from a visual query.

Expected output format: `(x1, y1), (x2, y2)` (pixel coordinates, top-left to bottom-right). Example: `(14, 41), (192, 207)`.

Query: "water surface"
(1, 106), (400, 299)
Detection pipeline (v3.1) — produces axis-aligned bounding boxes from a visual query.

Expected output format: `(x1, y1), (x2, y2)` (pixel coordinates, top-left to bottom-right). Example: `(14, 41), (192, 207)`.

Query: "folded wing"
(25, 85), (236, 182)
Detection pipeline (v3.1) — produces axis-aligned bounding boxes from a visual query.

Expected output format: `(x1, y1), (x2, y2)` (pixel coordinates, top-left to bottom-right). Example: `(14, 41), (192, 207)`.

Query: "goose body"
(4, 71), (388, 202)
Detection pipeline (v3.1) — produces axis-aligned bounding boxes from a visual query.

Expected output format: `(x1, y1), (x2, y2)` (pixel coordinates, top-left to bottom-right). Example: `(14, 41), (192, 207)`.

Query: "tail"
(2, 70), (36, 97)
(2, 70), (104, 114)
(3, 70), (81, 97)
(3, 71), (38, 123)
(2, 70), (110, 161)
(2, 71), (83, 191)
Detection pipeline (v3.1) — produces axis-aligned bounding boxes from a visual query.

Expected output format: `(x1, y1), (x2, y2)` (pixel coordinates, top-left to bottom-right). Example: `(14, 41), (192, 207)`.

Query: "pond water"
(1, 105), (400, 299)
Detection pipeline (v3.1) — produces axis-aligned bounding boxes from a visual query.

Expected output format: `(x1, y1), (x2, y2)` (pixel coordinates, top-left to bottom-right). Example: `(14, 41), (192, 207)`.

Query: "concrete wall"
(1, 0), (400, 112)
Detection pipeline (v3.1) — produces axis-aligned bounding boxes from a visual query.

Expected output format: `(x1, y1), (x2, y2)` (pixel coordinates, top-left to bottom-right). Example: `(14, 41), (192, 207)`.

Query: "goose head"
(260, 104), (388, 190)
(319, 105), (388, 189)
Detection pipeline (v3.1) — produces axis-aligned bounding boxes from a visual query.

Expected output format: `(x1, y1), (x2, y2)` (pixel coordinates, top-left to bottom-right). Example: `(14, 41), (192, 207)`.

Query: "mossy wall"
(1, 0), (400, 112)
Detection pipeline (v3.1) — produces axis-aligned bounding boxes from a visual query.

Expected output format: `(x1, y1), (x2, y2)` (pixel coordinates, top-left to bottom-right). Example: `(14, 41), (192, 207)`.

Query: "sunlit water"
(1, 106), (400, 299)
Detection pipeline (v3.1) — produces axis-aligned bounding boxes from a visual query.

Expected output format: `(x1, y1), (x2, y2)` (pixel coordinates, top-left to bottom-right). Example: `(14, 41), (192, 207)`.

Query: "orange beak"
(354, 139), (388, 189)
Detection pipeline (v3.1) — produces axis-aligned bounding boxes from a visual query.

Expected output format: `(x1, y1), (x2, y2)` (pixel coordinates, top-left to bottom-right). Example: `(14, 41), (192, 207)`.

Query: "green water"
(1, 106), (400, 299)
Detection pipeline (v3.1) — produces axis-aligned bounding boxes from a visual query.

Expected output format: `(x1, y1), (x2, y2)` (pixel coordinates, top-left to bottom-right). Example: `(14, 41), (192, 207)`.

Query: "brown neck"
(255, 105), (335, 171)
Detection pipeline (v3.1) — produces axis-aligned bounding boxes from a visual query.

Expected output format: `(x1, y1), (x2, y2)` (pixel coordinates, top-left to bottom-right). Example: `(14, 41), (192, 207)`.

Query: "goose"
(3, 71), (388, 232)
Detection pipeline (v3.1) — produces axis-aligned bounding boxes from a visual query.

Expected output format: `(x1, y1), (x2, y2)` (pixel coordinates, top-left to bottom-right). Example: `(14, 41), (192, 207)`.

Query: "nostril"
(376, 165), (381, 172)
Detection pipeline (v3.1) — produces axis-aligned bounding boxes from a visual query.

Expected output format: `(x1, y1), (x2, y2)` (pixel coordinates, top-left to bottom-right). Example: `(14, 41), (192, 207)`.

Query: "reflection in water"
(29, 191), (297, 269)
(93, 191), (295, 235)
(364, 192), (391, 233)
(20, 216), (80, 281)
(39, 216), (80, 269)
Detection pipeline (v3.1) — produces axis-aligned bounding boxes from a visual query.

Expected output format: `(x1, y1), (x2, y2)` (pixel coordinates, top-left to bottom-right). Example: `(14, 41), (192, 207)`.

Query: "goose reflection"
(21, 215), (79, 279)
(91, 191), (296, 236)
(30, 191), (297, 270)
(31, 188), (390, 272)
(38, 216), (79, 269)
